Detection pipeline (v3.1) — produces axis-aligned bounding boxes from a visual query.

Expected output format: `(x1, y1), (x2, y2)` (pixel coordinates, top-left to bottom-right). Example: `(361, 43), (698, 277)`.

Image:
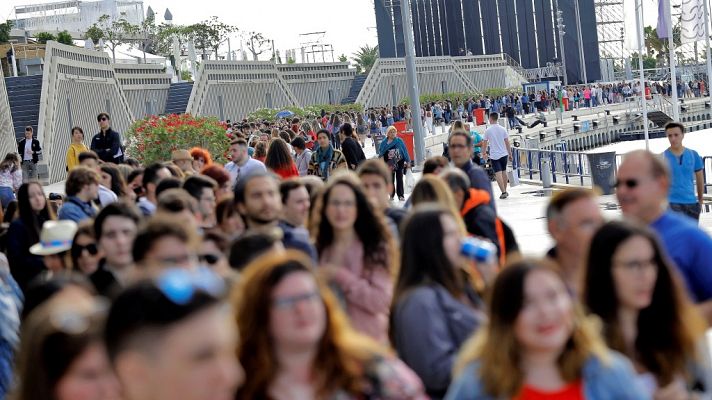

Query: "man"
(617, 150), (712, 320)
(58, 166), (99, 223)
(291, 136), (312, 176)
(78, 151), (117, 207)
(440, 168), (501, 257)
(182, 175), (218, 229)
(90, 112), (124, 164)
(137, 162), (171, 217)
(172, 149), (196, 176)
(279, 178), (310, 229)
(483, 113), (513, 199)
(132, 216), (199, 271)
(156, 188), (200, 229)
(357, 159), (407, 239)
(662, 122), (704, 221)
(104, 271), (242, 400)
(447, 130), (495, 209)
(545, 188), (604, 295)
(234, 171), (317, 261)
(223, 138), (266, 187)
(92, 202), (142, 295)
(18, 126), (41, 182)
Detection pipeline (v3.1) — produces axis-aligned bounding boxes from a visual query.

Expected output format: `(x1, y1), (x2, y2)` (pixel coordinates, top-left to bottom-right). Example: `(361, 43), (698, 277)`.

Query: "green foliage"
(0, 20), (13, 43)
(286, 57), (295, 64)
(246, 104), (364, 122)
(187, 17), (237, 60)
(245, 31), (270, 61)
(338, 54), (348, 63)
(89, 13), (139, 63)
(57, 31), (74, 45)
(352, 45), (378, 74)
(35, 32), (56, 44)
(84, 25), (104, 43)
(180, 70), (193, 81)
(125, 114), (231, 165)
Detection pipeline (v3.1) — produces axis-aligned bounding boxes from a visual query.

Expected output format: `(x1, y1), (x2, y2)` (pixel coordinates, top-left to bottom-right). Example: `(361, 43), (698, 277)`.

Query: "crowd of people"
(0, 106), (712, 400)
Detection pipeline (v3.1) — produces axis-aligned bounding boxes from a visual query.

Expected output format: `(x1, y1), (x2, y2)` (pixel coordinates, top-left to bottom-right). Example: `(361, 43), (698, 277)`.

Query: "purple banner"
(657, 0), (670, 38)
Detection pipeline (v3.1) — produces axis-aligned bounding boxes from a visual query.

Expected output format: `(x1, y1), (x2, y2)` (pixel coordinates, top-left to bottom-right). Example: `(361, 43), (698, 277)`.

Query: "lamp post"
(574, 0), (587, 83)
(555, 0), (567, 85)
(400, 0), (426, 166)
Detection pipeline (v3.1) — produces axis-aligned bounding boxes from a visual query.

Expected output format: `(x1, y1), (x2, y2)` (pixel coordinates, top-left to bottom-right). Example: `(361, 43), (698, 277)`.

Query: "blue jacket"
(445, 353), (649, 400)
(378, 137), (411, 164)
(392, 284), (483, 399)
(57, 196), (96, 223)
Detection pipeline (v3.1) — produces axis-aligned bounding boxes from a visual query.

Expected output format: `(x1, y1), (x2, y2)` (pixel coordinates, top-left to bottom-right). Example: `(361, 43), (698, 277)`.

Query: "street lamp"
(555, 3), (567, 85)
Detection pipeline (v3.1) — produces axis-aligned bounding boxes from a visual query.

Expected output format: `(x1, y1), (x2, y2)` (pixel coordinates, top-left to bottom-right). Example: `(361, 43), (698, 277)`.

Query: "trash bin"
(393, 121), (407, 133)
(474, 108), (486, 125)
(586, 152), (617, 195)
(397, 131), (415, 162)
(562, 97), (570, 111)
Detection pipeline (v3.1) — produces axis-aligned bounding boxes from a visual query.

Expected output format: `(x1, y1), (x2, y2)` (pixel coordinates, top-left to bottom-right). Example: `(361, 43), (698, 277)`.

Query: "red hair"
(189, 147), (212, 166)
(200, 164), (230, 188)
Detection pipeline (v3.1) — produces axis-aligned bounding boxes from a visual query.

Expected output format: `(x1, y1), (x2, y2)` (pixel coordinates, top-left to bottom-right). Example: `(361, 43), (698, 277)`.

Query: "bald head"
(616, 150), (669, 223)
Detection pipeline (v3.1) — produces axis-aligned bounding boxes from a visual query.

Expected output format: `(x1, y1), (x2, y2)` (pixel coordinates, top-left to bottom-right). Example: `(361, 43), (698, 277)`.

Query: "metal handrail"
(513, 147), (593, 187)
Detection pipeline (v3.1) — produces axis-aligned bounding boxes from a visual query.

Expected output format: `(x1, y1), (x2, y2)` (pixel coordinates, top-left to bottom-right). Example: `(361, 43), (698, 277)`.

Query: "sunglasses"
(198, 254), (221, 265)
(71, 243), (98, 259)
(156, 267), (225, 305)
(614, 179), (639, 189)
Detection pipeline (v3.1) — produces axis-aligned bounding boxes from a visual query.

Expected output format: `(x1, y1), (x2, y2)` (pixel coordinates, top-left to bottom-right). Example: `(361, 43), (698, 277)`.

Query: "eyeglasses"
(71, 243), (98, 259)
(272, 291), (321, 310)
(614, 259), (657, 273)
(156, 267), (225, 305)
(614, 179), (639, 189)
(198, 253), (221, 265)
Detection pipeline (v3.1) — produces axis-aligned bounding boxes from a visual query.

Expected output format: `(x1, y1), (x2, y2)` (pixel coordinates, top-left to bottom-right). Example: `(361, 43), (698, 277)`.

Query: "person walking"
(379, 126), (411, 201)
(18, 126), (41, 182)
(662, 122), (704, 221)
(90, 113), (123, 164)
(482, 113), (513, 199)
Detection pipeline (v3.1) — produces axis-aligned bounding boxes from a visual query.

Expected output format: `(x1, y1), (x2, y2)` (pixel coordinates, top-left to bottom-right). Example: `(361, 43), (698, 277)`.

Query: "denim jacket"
(57, 196), (96, 223)
(445, 352), (650, 400)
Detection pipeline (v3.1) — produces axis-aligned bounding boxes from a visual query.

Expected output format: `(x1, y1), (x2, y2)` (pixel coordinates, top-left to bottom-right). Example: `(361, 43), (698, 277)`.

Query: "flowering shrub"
(124, 114), (232, 165)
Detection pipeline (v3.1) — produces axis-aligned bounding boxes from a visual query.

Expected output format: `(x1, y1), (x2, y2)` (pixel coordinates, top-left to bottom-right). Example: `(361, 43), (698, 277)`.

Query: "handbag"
(507, 166), (520, 187)
(405, 169), (415, 192)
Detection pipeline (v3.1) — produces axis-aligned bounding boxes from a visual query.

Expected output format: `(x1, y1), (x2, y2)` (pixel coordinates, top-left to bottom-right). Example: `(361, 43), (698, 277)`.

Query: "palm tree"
(352, 45), (379, 74)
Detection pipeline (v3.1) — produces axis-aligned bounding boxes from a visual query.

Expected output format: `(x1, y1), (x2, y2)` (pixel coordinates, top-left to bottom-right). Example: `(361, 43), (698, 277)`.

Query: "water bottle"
(460, 237), (497, 264)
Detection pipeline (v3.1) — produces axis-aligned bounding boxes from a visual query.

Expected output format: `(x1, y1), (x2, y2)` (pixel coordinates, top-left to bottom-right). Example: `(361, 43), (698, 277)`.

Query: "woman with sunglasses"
(71, 222), (102, 276)
(235, 251), (426, 400)
(446, 259), (647, 400)
(311, 174), (396, 343)
(8, 182), (56, 291)
(13, 299), (119, 400)
(584, 221), (711, 399)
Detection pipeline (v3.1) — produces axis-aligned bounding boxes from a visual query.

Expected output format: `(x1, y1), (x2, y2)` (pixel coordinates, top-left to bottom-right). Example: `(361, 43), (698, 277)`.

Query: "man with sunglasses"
(18, 126), (41, 182)
(662, 122), (704, 221)
(617, 150), (712, 321)
(90, 113), (124, 164)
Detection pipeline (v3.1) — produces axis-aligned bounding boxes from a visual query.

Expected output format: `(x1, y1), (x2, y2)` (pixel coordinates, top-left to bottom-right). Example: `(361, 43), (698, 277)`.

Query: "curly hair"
(189, 147), (213, 166)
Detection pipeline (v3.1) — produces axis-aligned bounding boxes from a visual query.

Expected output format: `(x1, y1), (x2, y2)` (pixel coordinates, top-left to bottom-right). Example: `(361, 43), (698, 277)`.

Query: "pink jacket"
(321, 240), (392, 343)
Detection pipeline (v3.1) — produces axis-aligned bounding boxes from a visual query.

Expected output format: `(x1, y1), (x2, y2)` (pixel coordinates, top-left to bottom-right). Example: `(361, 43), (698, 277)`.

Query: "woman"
(215, 196), (245, 240)
(253, 141), (268, 163)
(12, 300), (119, 400)
(339, 124), (366, 171)
(410, 175), (467, 224)
(265, 138), (299, 179)
(330, 114), (342, 150)
(308, 129), (347, 181)
(368, 113), (382, 149)
(200, 231), (231, 278)
(446, 259), (647, 400)
(391, 206), (485, 398)
(0, 153), (21, 210)
(200, 164), (232, 199)
(378, 126), (411, 201)
(584, 221), (711, 398)
(311, 174), (395, 343)
(65, 127), (89, 171)
(234, 251), (426, 400)
(71, 222), (102, 277)
(190, 147), (213, 171)
(356, 113), (368, 148)
(8, 182), (55, 291)
(99, 163), (128, 201)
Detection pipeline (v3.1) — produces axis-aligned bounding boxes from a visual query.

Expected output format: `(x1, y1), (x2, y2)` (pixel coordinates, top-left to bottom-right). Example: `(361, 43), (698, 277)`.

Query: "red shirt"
(272, 163), (299, 179)
(515, 380), (584, 400)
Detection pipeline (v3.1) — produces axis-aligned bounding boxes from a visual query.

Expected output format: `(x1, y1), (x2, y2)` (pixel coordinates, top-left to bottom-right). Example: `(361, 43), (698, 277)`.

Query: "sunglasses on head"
(156, 267), (225, 305)
(614, 179), (639, 189)
(71, 243), (98, 259)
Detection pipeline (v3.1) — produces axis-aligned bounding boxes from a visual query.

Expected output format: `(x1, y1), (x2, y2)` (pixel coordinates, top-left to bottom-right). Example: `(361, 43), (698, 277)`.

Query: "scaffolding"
(13, 0), (144, 35)
(594, 0), (625, 66)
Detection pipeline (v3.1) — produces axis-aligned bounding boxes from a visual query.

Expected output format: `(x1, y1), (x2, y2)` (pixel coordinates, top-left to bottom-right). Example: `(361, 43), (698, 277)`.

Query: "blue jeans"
(0, 187), (15, 210)
(670, 203), (702, 222)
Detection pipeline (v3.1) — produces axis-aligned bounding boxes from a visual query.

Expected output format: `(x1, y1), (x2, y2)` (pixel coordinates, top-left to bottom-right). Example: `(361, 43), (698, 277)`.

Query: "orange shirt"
(515, 380), (584, 400)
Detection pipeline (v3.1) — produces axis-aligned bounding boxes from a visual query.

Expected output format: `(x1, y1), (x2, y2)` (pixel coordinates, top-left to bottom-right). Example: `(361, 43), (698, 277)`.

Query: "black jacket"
(18, 138), (41, 163)
(341, 137), (366, 170)
(90, 128), (123, 163)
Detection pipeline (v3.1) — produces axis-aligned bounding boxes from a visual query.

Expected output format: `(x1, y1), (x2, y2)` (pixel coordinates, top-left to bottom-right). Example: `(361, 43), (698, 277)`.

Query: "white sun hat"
(29, 220), (78, 256)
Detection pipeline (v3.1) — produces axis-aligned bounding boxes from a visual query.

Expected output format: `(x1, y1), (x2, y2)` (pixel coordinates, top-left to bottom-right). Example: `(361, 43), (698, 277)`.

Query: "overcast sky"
(0, 0), (671, 62)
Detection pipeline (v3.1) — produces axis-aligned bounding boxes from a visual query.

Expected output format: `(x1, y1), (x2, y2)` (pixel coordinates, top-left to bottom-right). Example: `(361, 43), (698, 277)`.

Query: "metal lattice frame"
(595, 0), (625, 61)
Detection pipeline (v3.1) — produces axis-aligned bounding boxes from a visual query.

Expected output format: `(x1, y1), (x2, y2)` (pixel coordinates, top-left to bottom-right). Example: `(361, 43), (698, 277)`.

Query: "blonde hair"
(453, 259), (610, 398)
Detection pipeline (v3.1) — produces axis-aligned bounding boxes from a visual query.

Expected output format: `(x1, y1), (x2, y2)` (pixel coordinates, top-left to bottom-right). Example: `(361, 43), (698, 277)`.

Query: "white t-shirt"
(23, 140), (33, 161)
(484, 124), (510, 160)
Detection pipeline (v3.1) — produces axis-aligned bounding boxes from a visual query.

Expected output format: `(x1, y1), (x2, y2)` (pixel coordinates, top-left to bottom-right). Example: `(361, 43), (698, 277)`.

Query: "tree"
(35, 32), (56, 44)
(187, 17), (237, 60)
(57, 31), (73, 45)
(338, 54), (347, 63)
(84, 25), (104, 44)
(287, 57), (295, 64)
(245, 32), (270, 61)
(0, 20), (13, 43)
(351, 44), (378, 74)
(89, 13), (139, 63)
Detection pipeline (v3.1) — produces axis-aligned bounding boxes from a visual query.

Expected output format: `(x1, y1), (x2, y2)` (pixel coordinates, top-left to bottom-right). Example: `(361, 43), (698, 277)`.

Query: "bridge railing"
(513, 147), (594, 187)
